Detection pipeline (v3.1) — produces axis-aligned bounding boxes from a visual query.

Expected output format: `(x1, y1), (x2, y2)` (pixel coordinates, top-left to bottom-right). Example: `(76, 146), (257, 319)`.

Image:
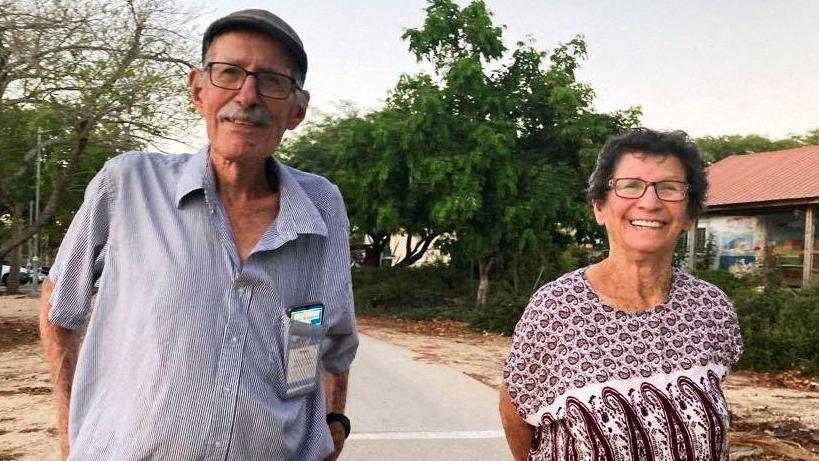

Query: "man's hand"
(322, 369), (349, 461)
(38, 279), (82, 461)
(325, 420), (346, 461)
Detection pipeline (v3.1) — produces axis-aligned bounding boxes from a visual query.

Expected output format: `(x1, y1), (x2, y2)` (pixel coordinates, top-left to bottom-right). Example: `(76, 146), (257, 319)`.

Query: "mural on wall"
(701, 212), (807, 277)
(765, 212), (805, 266)
(701, 216), (763, 273)
(699, 208), (814, 286)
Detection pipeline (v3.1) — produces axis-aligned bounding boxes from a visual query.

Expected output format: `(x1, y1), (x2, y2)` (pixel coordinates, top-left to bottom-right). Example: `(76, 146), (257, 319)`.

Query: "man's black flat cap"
(202, 9), (307, 86)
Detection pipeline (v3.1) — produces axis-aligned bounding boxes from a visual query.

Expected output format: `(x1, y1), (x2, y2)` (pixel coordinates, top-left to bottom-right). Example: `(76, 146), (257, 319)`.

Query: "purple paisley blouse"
(503, 267), (743, 461)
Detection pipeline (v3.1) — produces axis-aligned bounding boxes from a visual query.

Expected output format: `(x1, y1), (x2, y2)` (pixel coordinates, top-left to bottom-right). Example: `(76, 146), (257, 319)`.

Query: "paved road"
(340, 334), (511, 461)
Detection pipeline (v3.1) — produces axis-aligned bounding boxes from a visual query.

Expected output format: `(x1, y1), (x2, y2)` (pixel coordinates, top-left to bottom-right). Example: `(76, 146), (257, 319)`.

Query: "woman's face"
(593, 152), (692, 260)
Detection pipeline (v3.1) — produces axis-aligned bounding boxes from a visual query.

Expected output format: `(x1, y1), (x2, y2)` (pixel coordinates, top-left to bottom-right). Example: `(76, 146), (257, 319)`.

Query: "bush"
(467, 290), (530, 335)
(352, 263), (533, 333)
(352, 265), (475, 321)
(733, 284), (819, 375)
(693, 269), (751, 298)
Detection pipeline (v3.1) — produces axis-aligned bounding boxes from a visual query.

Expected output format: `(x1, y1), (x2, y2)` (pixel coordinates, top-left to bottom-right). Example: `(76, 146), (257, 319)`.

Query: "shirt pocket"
(270, 314), (326, 400)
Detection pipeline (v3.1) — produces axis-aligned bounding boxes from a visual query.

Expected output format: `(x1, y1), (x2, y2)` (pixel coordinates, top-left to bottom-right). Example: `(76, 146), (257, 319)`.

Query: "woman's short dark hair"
(587, 127), (708, 219)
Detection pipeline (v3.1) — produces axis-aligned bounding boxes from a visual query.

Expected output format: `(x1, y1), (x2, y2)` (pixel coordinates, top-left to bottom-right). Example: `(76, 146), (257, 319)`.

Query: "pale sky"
(172, 0), (819, 151)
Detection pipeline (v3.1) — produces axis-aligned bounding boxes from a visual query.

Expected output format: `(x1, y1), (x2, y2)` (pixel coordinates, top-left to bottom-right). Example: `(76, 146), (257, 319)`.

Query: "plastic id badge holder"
(281, 303), (325, 399)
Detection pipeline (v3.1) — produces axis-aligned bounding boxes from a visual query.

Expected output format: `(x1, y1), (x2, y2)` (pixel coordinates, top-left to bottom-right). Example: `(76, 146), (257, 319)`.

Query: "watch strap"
(326, 412), (351, 438)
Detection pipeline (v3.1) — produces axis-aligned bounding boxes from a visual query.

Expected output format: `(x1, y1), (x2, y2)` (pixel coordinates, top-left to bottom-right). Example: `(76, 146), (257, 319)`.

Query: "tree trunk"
(396, 232), (437, 267)
(476, 258), (493, 306)
(5, 235), (22, 295)
(362, 233), (388, 267)
(510, 255), (520, 292)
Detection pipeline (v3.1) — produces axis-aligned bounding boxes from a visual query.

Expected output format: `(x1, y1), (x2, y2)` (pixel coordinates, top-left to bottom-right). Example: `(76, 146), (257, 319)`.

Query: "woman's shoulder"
(532, 268), (587, 297)
(672, 269), (733, 304)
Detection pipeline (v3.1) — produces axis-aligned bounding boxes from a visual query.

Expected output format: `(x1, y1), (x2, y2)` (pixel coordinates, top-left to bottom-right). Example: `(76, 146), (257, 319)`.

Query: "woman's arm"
(499, 383), (534, 461)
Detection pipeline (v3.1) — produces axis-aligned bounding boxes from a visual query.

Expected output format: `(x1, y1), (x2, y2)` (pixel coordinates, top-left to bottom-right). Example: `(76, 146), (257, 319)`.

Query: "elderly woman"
(499, 128), (743, 461)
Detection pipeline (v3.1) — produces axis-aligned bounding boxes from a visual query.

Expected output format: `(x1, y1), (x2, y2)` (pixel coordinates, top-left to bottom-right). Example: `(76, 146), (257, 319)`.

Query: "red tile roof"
(705, 145), (819, 207)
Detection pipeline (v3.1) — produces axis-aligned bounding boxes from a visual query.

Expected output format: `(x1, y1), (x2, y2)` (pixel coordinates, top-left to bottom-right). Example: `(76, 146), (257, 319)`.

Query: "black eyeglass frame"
(607, 178), (690, 202)
(204, 61), (301, 100)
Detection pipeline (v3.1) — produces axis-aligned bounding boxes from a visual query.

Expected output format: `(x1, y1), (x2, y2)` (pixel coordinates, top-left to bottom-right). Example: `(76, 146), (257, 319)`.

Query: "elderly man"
(39, 9), (358, 461)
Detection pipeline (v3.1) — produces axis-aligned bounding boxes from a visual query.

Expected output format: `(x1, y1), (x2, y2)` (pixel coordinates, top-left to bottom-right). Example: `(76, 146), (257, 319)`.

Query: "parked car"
(1, 265), (32, 285)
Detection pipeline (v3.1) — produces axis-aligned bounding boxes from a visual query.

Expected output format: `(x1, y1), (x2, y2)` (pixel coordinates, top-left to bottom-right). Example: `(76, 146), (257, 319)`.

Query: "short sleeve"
(720, 293), (744, 368)
(318, 191), (358, 373)
(502, 286), (558, 425)
(48, 164), (114, 330)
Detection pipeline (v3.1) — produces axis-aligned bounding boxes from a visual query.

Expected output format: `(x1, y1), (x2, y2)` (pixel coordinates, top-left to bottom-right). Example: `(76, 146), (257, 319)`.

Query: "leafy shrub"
(352, 265), (474, 321)
(693, 269), (751, 298)
(733, 284), (819, 375)
(352, 263), (534, 333)
(467, 290), (530, 335)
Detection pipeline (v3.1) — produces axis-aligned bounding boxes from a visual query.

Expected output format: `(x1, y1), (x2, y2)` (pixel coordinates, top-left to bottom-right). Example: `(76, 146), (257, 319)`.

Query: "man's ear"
(188, 67), (205, 115)
(287, 90), (310, 130)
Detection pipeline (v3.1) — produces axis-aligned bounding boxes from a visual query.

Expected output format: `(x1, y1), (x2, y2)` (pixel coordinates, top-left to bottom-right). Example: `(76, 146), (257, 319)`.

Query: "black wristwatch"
(326, 412), (351, 438)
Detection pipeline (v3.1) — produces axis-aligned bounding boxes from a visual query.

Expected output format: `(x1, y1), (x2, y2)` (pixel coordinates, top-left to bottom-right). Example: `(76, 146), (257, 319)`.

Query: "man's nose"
(235, 74), (262, 104)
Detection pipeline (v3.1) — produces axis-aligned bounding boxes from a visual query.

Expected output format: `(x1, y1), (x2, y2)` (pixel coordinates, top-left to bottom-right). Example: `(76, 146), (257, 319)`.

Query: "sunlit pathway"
(340, 334), (510, 461)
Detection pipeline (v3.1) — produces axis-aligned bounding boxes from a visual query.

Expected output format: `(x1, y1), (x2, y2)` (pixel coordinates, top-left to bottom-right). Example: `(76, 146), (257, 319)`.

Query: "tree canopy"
(696, 128), (819, 163)
(283, 0), (640, 304)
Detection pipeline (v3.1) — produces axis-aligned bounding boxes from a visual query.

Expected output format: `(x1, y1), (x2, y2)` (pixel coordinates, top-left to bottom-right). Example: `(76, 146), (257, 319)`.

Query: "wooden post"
(804, 205), (815, 287)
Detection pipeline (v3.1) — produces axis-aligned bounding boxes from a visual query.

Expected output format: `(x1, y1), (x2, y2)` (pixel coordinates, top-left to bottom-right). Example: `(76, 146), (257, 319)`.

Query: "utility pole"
(31, 129), (42, 297)
(28, 200), (34, 267)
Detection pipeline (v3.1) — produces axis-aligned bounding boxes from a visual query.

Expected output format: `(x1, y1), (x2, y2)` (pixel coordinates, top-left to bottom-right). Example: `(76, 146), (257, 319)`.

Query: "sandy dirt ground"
(1, 295), (817, 460)
(0, 296), (59, 461)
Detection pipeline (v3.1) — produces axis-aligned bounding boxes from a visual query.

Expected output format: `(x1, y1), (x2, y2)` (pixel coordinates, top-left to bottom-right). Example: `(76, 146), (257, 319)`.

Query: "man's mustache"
(217, 102), (271, 126)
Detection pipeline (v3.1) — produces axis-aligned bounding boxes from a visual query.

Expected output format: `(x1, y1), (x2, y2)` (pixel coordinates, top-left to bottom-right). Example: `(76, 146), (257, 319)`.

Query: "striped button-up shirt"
(48, 147), (358, 460)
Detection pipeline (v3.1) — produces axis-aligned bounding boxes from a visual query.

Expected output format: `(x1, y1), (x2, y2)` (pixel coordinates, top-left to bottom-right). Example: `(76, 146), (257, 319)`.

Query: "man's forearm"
(322, 369), (350, 461)
(322, 369), (349, 414)
(38, 279), (81, 459)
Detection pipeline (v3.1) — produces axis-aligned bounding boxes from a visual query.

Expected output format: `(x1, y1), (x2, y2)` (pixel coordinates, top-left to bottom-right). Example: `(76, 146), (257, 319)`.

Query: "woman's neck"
(585, 256), (674, 311)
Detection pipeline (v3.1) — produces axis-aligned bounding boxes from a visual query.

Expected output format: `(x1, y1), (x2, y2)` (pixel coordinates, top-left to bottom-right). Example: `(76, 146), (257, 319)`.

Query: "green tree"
(792, 127), (819, 146)
(695, 134), (802, 163)
(284, 0), (638, 304)
(403, 0), (638, 304)
(0, 0), (198, 270)
(284, 101), (448, 267)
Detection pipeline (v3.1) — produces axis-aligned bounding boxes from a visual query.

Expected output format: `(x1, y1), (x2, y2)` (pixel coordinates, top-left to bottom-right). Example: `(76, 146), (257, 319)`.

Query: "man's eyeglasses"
(607, 178), (689, 202)
(205, 62), (299, 99)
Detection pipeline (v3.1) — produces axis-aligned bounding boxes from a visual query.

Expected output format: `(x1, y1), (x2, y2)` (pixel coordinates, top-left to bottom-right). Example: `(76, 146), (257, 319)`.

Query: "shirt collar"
(175, 146), (213, 206)
(174, 146), (329, 242)
(265, 157), (329, 242)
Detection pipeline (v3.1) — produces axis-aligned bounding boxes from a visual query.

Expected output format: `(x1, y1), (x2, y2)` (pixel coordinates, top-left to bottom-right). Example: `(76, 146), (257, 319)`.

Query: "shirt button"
(214, 441), (221, 448)
(223, 386), (230, 394)
(231, 337), (238, 344)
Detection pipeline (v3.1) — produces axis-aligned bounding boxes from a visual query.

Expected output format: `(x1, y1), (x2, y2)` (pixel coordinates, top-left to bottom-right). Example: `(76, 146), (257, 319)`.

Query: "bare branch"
(0, 0), (199, 260)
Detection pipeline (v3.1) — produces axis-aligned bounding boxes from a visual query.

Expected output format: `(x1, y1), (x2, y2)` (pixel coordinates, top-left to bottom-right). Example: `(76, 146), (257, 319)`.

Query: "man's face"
(189, 30), (309, 165)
